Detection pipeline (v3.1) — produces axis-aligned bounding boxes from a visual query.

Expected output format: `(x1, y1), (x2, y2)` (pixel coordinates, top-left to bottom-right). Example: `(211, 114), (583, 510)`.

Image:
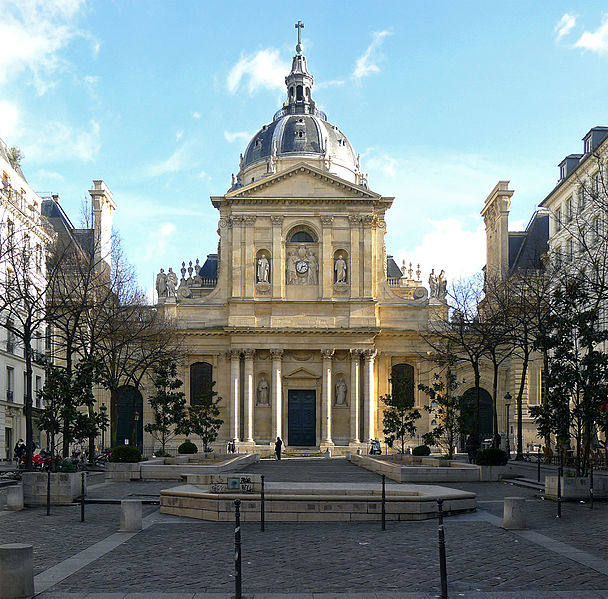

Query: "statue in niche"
(286, 251), (297, 285)
(257, 254), (270, 283)
(307, 249), (318, 284)
(428, 269), (438, 298)
(156, 268), (167, 298)
(257, 377), (270, 406)
(335, 377), (347, 406)
(166, 268), (178, 297)
(334, 254), (347, 283)
(437, 270), (447, 301)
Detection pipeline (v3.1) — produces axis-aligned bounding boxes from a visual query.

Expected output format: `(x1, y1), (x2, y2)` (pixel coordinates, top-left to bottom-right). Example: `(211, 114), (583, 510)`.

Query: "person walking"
(14, 439), (25, 465)
(274, 436), (283, 460)
(465, 434), (480, 464)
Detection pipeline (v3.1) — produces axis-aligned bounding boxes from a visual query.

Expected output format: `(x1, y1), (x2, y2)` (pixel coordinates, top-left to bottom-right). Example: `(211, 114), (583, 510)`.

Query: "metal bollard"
(80, 471), (86, 522)
(381, 474), (386, 531)
(590, 458), (594, 510)
(537, 449), (541, 483)
(260, 475), (265, 532)
(437, 498), (444, 525)
(46, 470), (51, 516)
(438, 524), (448, 599)
(234, 498), (242, 599)
(556, 458), (562, 519)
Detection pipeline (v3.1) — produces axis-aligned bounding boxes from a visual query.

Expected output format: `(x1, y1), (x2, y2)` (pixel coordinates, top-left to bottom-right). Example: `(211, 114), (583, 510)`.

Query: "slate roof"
(508, 209), (549, 273)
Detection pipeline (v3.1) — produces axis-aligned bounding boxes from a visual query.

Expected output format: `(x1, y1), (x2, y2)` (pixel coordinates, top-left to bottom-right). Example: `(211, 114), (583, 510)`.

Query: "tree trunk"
(24, 338), (34, 471)
(492, 361), (499, 449)
(515, 351), (529, 460)
(473, 364), (481, 439)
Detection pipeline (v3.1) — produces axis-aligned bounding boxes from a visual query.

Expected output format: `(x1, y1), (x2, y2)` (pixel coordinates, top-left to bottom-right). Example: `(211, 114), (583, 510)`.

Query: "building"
(0, 137), (50, 460)
(149, 33), (453, 455)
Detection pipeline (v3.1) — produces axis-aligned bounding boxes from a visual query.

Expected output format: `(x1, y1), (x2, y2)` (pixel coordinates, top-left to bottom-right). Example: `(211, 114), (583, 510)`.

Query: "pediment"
(283, 366), (320, 380)
(226, 163), (381, 200)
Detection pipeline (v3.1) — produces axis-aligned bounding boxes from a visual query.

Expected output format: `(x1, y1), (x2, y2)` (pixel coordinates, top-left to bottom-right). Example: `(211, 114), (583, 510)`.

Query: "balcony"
(6, 390), (13, 403)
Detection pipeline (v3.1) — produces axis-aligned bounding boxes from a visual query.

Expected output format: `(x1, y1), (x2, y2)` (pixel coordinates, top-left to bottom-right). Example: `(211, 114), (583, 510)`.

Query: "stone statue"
(286, 251), (297, 285)
(428, 269), (437, 298)
(257, 255), (270, 283)
(437, 270), (447, 301)
(307, 250), (318, 285)
(335, 377), (347, 406)
(166, 267), (178, 297)
(334, 254), (347, 283)
(156, 268), (167, 298)
(257, 377), (269, 406)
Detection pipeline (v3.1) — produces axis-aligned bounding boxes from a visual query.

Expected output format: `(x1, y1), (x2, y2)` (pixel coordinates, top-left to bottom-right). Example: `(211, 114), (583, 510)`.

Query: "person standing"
(14, 439), (25, 465)
(274, 436), (283, 460)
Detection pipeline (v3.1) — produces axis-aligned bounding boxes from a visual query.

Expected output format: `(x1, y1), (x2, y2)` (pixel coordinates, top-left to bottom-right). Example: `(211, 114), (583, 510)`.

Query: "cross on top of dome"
(295, 20), (304, 56)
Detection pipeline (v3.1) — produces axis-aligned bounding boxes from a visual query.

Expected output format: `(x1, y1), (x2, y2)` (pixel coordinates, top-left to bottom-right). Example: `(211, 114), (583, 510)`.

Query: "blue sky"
(2, 1), (608, 298)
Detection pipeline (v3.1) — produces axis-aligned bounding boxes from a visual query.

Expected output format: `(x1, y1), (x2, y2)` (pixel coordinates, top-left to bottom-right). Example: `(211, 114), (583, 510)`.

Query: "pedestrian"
(274, 436), (283, 460)
(14, 439), (25, 465)
(465, 434), (480, 464)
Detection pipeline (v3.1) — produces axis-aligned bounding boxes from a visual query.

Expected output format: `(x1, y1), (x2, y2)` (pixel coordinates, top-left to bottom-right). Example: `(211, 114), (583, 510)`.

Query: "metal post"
(260, 475), (265, 532)
(556, 452), (562, 519)
(589, 457), (594, 510)
(438, 524), (448, 599)
(234, 498), (242, 599)
(80, 471), (86, 523)
(437, 498), (444, 525)
(537, 449), (541, 483)
(381, 474), (386, 531)
(46, 469), (51, 517)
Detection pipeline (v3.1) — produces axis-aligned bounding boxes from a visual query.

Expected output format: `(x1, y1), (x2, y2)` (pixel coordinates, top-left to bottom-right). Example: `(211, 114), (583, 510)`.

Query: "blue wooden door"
(288, 389), (316, 446)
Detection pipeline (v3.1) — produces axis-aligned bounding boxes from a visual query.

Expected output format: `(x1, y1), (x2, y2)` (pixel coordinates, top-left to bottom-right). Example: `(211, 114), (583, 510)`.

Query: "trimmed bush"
(475, 447), (508, 466)
(110, 445), (142, 463)
(56, 458), (76, 473)
(412, 444), (431, 456)
(178, 440), (198, 454)
(153, 450), (170, 457)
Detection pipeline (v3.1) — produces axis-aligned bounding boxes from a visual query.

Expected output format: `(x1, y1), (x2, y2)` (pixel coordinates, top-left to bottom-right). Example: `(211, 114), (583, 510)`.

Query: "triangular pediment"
(225, 163), (381, 200)
(284, 366), (320, 380)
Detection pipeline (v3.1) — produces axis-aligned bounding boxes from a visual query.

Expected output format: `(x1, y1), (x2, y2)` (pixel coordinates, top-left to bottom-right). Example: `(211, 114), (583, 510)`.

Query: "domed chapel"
(155, 24), (447, 453)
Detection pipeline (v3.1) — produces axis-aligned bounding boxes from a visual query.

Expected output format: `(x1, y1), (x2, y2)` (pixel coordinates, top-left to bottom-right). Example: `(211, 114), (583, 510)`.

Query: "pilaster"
(321, 349), (334, 444)
(243, 349), (255, 442)
(363, 349), (377, 442)
(349, 349), (362, 443)
(229, 349), (241, 441)
(271, 349), (284, 441)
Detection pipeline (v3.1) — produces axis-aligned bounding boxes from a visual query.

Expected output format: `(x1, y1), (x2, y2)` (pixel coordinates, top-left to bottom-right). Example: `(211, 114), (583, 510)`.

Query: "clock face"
(296, 260), (309, 274)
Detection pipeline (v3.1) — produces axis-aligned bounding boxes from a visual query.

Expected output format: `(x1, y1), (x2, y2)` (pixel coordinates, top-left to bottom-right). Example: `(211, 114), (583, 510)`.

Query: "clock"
(296, 260), (309, 274)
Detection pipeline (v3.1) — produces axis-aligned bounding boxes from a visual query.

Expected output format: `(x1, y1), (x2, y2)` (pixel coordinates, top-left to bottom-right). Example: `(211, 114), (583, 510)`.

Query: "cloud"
(176, 129), (183, 141)
(144, 145), (190, 177)
(0, 101), (19, 139)
(555, 13), (577, 41)
(575, 14), (608, 55)
(227, 48), (289, 94)
(353, 31), (391, 80)
(83, 75), (98, 85)
(0, 0), (86, 94)
(224, 130), (251, 144)
(23, 119), (100, 163)
(191, 111), (201, 119)
(135, 222), (176, 278)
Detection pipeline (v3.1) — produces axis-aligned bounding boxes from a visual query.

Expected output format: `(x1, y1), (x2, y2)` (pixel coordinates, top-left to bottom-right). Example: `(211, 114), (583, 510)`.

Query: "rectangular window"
(6, 320), (14, 353)
(6, 367), (14, 403)
(566, 198), (572, 222)
(555, 208), (562, 231)
(578, 186), (586, 210)
(593, 217), (600, 242)
(23, 372), (27, 403)
(35, 376), (41, 408)
(35, 244), (42, 272)
(567, 238), (574, 261)
(554, 246), (562, 268)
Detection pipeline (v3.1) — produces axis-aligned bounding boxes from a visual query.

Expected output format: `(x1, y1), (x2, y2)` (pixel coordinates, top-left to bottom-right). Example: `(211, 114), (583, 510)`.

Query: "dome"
(232, 37), (367, 189)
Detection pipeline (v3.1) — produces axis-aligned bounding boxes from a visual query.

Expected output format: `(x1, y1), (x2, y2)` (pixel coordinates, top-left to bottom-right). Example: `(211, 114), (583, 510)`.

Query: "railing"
(272, 107), (328, 122)
(199, 277), (217, 288)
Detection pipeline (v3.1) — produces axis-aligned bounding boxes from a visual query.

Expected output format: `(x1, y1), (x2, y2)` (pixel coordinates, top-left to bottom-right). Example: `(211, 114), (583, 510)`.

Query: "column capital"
(350, 349), (364, 358)
(229, 348), (242, 359)
(270, 348), (284, 359)
(321, 349), (335, 359)
(243, 348), (256, 359)
(363, 348), (377, 360)
(271, 215), (284, 225)
(321, 215), (334, 226)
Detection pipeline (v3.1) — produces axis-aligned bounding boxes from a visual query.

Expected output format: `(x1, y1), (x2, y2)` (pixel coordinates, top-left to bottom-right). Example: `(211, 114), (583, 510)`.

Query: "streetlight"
(134, 410), (140, 450)
(100, 403), (107, 451)
(504, 392), (512, 460)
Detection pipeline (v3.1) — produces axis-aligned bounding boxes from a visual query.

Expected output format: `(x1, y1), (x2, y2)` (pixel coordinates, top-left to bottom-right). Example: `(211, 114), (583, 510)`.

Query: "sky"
(2, 1), (608, 300)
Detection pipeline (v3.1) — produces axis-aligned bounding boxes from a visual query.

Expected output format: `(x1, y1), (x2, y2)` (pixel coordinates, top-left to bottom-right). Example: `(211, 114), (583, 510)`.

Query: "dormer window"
(585, 136), (592, 154)
(255, 139), (262, 148)
(560, 163), (567, 180)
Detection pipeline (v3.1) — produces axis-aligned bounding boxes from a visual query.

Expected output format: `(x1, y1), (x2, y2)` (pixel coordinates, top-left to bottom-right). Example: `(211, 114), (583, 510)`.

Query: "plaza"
(2, 457), (608, 598)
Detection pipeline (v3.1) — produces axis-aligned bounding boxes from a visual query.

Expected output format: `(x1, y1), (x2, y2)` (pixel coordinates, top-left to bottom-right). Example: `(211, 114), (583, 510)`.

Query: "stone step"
(503, 477), (544, 491)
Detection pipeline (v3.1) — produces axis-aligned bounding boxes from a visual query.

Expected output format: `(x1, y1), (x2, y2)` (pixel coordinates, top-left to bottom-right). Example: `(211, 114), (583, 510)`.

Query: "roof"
(41, 197), (94, 257)
(387, 256), (403, 278)
(508, 209), (549, 273)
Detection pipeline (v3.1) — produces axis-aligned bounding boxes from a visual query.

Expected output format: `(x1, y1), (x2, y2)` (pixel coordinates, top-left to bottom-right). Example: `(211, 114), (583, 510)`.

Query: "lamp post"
(134, 410), (140, 451)
(504, 392), (512, 460)
(100, 403), (107, 451)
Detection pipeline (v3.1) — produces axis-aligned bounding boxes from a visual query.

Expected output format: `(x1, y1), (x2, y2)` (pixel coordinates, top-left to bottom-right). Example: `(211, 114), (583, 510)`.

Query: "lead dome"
(232, 40), (367, 189)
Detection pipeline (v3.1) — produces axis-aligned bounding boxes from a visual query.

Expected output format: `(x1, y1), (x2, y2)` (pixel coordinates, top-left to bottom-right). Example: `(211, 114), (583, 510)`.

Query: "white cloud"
(555, 13), (577, 41)
(224, 130), (251, 144)
(84, 75), (98, 85)
(0, 101), (19, 139)
(353, 31), (391, 80)
(176, 129), (183, 141)
(0, 0), (86, 94)
(198, 171), (209, 180)
(227, 48), (289, 94)
(135, 222), (176, 282)
(23, 119), (100, 163)
(575, 14), (608, 55)
(191, 111), (201, 119)
(144, 146), (189, 177)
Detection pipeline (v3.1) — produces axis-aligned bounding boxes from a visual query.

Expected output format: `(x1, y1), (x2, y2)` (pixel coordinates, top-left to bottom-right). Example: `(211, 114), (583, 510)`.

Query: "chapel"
(154, 26), (447, 453)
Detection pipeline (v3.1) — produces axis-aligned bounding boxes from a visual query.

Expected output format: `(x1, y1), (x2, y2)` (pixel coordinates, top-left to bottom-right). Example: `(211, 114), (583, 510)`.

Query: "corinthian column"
(350, 349), (362, 443)
(321, 349), (334, 444)
(229, 349), (241, 441)
(243, 349), (255, 443)
(363, 349), (377, 442)
(270, 349), (284, 441)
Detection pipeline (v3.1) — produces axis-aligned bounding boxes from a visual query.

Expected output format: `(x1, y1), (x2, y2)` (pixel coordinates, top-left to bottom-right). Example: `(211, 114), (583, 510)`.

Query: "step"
(503, 477), (544, 491)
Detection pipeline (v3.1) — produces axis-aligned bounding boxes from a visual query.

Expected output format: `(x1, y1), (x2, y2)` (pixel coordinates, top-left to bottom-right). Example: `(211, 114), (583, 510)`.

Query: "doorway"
(288, 389), (316, 446)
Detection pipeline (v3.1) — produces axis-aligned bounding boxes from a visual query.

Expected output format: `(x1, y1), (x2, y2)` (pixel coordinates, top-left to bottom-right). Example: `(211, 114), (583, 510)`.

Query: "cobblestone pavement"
(2, 459), (608, 597)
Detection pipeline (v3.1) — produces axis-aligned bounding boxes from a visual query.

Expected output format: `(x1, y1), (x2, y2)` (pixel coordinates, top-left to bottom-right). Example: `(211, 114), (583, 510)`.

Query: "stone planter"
(545, 475), (608, 500)
(21, 472), (85, 506)
(478, 465), (510, 482)
(105, 462), (141, 481)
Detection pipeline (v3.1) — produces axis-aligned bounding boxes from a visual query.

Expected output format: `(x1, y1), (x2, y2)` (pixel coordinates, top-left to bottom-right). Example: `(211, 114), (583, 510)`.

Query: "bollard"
(590, 458), (594, 510)
(381, 474), (386, 531)
(234, 498), (242, 599)
(437, 498), (444, 525)
(557, 457), (563, 519)
(0, 543), (34, 599)
(503, 497), (526, 530)
(80, 471), (86, 522)
(537, 449), (542, 483)
(6, 485), (24, 511)
(46, 470), (51, 516)
(438, 525), (448, 599)
(119, 500), (142, 532)
(260, 474), (265, 532)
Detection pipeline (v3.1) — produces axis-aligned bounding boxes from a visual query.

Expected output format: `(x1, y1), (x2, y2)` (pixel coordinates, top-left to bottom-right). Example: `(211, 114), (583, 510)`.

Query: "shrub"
(153, 449), (170, 457)
(475, 448), (508, 466)
(56, 458), (76, 473)
(178, 440), (198, 454)
(110, 445), (142, 463)
(412, 444), (431, 456)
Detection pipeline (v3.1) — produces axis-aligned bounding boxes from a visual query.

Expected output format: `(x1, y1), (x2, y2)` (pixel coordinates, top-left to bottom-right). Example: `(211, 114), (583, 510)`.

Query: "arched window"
(296, 85), (303, 101)
(390, 363), (415, 403)
(289, 231), (314, 242)
(190, 362), (213, 406)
